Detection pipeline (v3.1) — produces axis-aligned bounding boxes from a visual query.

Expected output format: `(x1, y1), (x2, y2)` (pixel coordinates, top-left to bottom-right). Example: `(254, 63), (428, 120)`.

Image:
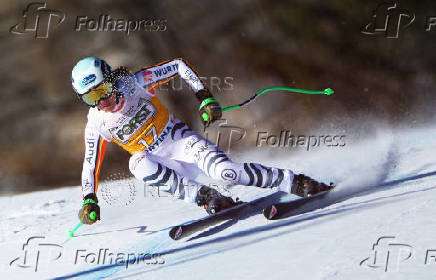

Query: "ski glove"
(196, 89), (222, 127)
(78, 193), (100, 225)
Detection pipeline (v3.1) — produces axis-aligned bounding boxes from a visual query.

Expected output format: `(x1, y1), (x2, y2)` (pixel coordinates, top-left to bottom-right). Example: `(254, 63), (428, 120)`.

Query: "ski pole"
(67, 222), (83, 238)
(222, 86), (334, 112)
(200, 86), (333, 122)
(66, 211), (97, 238)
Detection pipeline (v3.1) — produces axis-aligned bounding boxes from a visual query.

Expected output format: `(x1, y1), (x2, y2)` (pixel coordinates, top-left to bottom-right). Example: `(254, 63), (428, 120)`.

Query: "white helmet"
(71, 57), (113, 106)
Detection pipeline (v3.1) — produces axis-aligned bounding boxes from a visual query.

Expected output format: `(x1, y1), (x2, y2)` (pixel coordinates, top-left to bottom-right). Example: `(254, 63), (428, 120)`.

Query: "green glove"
(196, 89), (222, 127)
(78, 193), (100, 225)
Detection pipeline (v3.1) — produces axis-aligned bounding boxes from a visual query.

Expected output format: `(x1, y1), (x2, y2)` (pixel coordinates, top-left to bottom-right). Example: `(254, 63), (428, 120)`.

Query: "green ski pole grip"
(202, 112), (210, 122)
(89, 211), (97, 221)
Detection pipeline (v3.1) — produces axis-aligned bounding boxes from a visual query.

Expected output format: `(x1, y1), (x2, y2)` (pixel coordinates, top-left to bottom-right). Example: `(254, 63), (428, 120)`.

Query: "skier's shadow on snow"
(372, 170), (436, 188)
(268, 169), (436, 220)
(155, 171), (436, 248)
(53, 171), (436, 280)
(187, 192), (287, 241)
(108, 171), (436, 280)
(75, 225), (155, 237)
(186, 170), (436, 241)
(168, 169), (436, 247)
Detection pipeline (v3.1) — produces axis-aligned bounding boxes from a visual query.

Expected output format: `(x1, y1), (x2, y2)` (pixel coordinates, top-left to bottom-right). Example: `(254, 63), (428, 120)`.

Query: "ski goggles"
(80, 82), (114, 107)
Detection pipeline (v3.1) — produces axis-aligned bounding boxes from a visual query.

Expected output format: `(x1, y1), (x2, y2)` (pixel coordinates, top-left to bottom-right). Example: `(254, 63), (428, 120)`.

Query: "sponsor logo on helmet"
(81, 74), (96, 88)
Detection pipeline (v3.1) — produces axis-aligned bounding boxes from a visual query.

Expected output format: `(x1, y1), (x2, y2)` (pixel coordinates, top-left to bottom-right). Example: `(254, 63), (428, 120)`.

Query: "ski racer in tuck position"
(71, 57), (333, 225)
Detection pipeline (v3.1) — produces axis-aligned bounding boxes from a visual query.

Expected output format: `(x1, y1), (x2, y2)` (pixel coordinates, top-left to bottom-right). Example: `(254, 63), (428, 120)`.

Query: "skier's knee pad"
(129, 151), (154, 180)
(212, 159), (243, 185)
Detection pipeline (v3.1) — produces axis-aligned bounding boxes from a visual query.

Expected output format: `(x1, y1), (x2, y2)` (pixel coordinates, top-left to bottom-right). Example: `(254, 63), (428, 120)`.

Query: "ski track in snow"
(2, 125), (436, 280)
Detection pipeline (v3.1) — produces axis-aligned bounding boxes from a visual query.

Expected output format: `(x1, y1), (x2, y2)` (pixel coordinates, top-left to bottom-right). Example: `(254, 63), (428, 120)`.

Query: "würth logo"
(10, 2), (65, 39)
(361, 3), (415, 38)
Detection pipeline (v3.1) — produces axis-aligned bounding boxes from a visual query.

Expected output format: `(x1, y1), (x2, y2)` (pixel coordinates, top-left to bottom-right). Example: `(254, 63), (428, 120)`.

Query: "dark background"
(0, 0), (434, 194)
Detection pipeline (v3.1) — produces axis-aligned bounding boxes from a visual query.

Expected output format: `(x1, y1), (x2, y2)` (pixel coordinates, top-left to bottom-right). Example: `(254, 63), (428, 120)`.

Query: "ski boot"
(195, 186), (241, 215)
(291, 174), (335, 198)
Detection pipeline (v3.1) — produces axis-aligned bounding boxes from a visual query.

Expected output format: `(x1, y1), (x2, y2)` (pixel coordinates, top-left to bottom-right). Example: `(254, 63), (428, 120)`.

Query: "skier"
(72, 57), (333, 225)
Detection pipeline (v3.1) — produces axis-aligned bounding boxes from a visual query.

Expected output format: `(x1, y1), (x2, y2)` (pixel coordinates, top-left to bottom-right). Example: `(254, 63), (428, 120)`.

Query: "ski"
(262, 172), (436, 220)
(169, 192), (282, 240)
(263, 190), (333, 220)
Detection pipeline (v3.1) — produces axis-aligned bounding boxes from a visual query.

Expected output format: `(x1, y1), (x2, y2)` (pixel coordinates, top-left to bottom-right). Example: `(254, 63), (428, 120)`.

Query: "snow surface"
(2, 124), (436, 280)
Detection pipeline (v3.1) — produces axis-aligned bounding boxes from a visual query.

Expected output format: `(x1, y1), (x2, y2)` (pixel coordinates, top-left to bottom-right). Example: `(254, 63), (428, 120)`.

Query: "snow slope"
(2, 124), (436, 280)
